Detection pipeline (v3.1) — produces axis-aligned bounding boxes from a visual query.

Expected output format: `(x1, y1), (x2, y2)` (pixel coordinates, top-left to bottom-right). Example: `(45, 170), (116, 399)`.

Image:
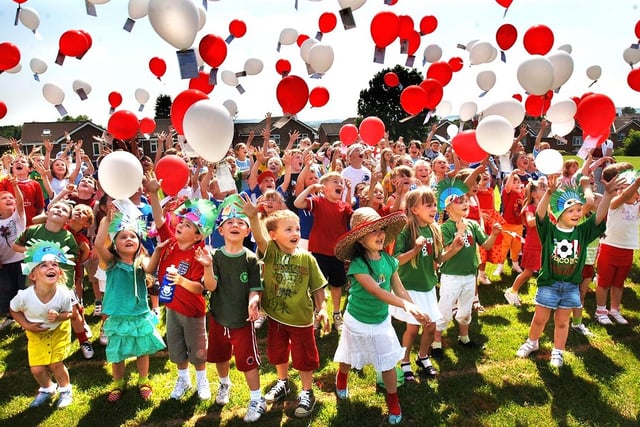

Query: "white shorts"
(94, 267), (106, 293)
(436, 274), (476, 331)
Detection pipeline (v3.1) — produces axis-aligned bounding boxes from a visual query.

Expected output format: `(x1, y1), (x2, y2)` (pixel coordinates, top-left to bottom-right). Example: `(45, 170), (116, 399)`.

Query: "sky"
(1, 0), (639, 130)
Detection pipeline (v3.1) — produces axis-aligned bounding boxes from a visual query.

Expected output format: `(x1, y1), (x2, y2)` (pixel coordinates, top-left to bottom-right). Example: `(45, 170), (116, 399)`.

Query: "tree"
(0, 125), (21, 140)
(57, 114), (90, 122)
(623, 129), (640, 156)
(356, 65), (436, 141)
(154, 94), (171, 119)
(621, 106), (637, 115)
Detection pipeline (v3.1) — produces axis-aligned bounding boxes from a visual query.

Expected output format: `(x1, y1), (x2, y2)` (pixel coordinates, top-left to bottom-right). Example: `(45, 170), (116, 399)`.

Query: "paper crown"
(22, 239), (75, 275)
(174, 198), (218, 237)
(550, 185), (586, 219)
(216, 194), (249, 226)
(108, 212), (148, 240)
(435, 178), (469, 211)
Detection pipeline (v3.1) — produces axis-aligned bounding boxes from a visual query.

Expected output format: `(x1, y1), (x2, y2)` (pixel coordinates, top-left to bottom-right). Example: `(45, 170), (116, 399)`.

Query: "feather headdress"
(108, 212), (148, 240)
(174, 199), (218, 237)
(549, 185), (585, 219)
(435, 178), (469, 211)
(22, 239), (75, 275)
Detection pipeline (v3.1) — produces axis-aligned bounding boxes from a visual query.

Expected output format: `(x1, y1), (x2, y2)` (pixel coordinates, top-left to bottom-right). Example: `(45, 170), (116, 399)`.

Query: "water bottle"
(159, 265), (178, 304)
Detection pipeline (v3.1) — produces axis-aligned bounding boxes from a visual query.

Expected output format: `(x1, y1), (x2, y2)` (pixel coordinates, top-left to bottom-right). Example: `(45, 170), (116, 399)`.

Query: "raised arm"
(239, 193), (268, 255)
(144, 171), (166, 230)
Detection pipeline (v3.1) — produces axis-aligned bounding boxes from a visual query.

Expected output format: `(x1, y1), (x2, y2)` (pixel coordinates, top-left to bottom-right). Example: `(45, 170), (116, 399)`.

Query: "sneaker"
(57, 389), (73, 408)
(170, 376), (192, 400)
(254, 313), (266, 329)
(196, 377), (211, 400)
(609, 310), (629, 325)
(571, 323), (594, 336)
(30, 389), (55, 408)
(492, 266), (503, 279)
(244, 397), (266, 422)
(472, 301), (486, 313)
(93, 303), (102, 317)
(264, 380), (289, 403)
(389, 413), (403, 425)
(294, 390), (316, 418)
(216, 382), (232, 405)
(511, 263), (523, 274)
(516, 340), (539, 358)
(99, 327), (108, 346)
(80, 341), (94, 359)
(333, 312), (344, 332)
(504, 289), (522, 307)
(595, 310), (613, 325)
(430, 347), (443, 360)
(402, 369), (415, 382)
(458, 338), (484, 349)
(415, 357), (437, 379)
(478, 272), (491, 285)
(335, 385), (349, 400)
(550, 349), (564, 367)
(0, 317), (15, 331)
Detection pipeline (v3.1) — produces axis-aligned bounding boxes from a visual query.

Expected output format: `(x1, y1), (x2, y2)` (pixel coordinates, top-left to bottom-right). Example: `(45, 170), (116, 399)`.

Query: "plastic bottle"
(159, 265), (178, 303)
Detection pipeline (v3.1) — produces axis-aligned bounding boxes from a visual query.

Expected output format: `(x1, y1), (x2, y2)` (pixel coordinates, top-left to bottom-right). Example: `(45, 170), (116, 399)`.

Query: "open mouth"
(45, 270), (57, 278)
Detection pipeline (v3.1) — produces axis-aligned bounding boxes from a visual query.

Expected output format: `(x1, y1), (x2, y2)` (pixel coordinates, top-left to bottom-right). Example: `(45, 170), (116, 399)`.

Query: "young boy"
(294, 171), (352, 332)
(0, 154), (45, 226)
(197, 200), (266, 422)
(516, 173), (622, 367)
(240, 194), (329, 418)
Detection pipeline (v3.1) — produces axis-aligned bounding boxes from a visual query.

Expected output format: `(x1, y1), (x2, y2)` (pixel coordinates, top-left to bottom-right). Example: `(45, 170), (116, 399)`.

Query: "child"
(431, 179), (501, 357)
(333, 207), (429, 425)
(94, 210), (166, 402)
(392, 188), (444, 382)
(0, 153), (45, 226)
(10, 240), (75, 408)
(197, 202), (266, 422)
(240, 195), (329, 419)
(516, 173), (622, 367)
(494, 169), (525, 278)
(64, 204), (94, 305)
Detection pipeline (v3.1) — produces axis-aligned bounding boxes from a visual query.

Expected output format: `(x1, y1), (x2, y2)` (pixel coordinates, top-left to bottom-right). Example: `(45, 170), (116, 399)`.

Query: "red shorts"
(581, 264), (594, 280)
(206, 314), (260, 372)
(596, 244), (633, 289)
(266, 318), (319, 372)
(520, 245), (542, 272)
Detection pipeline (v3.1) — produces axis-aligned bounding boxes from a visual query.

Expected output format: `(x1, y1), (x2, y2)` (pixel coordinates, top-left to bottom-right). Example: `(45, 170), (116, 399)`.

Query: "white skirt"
(333, 311), (404, 371)
(390, 289), (443, 326)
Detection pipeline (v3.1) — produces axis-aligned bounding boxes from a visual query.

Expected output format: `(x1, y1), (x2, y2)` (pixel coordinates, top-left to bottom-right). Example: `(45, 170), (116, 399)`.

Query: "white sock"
(195, 369), (207, 383)
(219, 376), (231, 385)
(58, 385), (72, 393)
(41, 383), (57, 393)
(249, 389), (262, 401)
(178, 368), (190, 380)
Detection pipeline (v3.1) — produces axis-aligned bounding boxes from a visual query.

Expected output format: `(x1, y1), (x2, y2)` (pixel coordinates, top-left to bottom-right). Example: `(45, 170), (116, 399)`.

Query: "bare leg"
(244, 368), (261, 392)
(31, 365), (54, 388)
(49, 361), (70, 388)
(380, 369), (397, 394)
(330, 286), (342, 314)
(298, 370), (314, 391)
(553, 308), (571, 350)
(216, 360), (230, 378)
(400, 324), (419, 362)
(112, 361), (125, 381)
(528, 305), (552, 341)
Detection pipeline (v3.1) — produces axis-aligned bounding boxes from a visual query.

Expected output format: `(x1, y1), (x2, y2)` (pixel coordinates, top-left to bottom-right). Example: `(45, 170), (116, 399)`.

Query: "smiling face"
(11, 156), (30, 178)
(47, 202), (72, 226)
(557, 204), (583, 228)
(51, 159), (68, 179)
(175, 217), (202, 245)
(0, 191), (16, 215)
(269, 217), (301, 254)
(411, 200), (438, 226)
(29, 260), (63, 286)
(218, 218), (250, 244)
(358, 228), (386, 254)
(446, 195), (470, 219)
(321, 175), (344, 201)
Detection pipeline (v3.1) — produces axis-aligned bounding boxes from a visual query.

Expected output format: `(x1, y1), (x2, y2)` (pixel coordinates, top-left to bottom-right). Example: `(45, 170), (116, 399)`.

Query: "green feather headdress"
(618, 169), (640, 185)
(22, 239), (75, 275)
(435, 178), (469, 211)
(108, 212), (148, 240)
(550, 185), (585, 219)
(174, 199), (218, 237)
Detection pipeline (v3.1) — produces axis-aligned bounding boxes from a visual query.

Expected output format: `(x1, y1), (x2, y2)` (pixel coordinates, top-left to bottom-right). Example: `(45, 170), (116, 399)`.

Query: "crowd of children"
(0, 121), (637, 424)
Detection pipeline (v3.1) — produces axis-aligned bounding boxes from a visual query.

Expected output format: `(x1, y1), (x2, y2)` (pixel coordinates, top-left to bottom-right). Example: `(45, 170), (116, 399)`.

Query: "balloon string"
(588, 79), (598, 88)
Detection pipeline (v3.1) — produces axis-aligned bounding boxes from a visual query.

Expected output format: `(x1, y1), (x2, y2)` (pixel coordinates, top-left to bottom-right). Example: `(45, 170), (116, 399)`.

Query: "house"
(317, 118), (357, 143)
(19, 121), (106, 162)
(232, 116), (318, 150)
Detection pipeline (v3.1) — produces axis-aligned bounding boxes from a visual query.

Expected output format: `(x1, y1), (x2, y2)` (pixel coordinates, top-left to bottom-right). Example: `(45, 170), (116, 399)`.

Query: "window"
(92, 141), (100, 156)
(301, 133), (308, 140)
(571, 135), (582, 147)
(618, 132), (626, 142)
(272, 134), (281, 144)
(42, 129), (51, 136)
(150, 140), (157, 153)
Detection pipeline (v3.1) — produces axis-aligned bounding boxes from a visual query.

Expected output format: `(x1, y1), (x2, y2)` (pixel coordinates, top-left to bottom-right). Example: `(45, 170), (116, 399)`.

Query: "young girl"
(495, 169), (525, 278)
(44, 139), (82, 197)
(94, 210), (165, 402)
(10, 240), (76, 408)
(333, 207), (429, 425)
(393, 188), (444, 381)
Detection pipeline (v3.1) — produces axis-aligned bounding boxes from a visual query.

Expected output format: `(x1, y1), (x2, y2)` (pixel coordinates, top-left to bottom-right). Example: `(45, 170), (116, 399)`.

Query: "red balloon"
(59, 30), (89, 57)
(400, 85), (427, 116)
(108, 91), (122, 109)
(636, 20), (640, 39)
(448, 56), (464, 72)
(405, 30), (421, 56)
(13, 0), (28, 3)
(628, 68), (640, 92)
(496, 0), (513, 8)
(170, 89), (209, 135)
(199, 34), (227, 68)
(383, 72), (400, 87)
(189, 71), (215, 94)
(419, 78), (444, 109)
(575, 93), (616, 136)
(149, 57), (167, 79)
(398, 15), (415, 40)
(386, 0), (399, 4)
(0, 42), (20, 71)
(155, 155), (190, 196)
(512, 93), (523, 102)
(570, 96), (582, 107)
(108, 110), (139, 140)
(452, 130), (486, 163)
(524, 92), (553, 117)
(276, 75), (309, 115)
(318, 12), (337, 33)
(139, 117), (156, 134)
(275, 59), (291, 76)
(370, 11), (400, 48)
(296, 34), (310, 47)
(359, 117), (385, 146)
(339, 124), (359, 146)
(523, 25), (554, 55)
(427, 61), (453, 86)
(419, 15), (438, 35)
(309, 87), (330, 108)
(229, 19), (247, 38)
(496, 23), (517, 51)
(0, 101), (7, 120)
(78, 30), (92, 51)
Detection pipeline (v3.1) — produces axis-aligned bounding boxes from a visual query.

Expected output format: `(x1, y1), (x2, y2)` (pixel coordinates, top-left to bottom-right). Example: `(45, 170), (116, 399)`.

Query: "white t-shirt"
(0, 209), (25, 264)
(601, 202), (640, 250)
(10, 285), (73, 330)
(341, 165), (371, 202)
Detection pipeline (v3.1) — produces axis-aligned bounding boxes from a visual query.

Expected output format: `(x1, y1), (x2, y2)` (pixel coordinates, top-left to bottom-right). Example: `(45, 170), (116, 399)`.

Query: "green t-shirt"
(440, 219), (487, 276)
(210, 247), (263, 329)
(394, 225), (438, 292)
(346, 251), (399, 324)
(535, 214), (605, 287)
(261, 240), (327, 327)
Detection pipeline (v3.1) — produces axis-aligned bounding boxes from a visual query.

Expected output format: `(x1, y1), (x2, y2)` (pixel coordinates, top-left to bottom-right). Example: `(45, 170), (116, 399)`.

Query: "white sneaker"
(244, 397), (266, 422)
(80, 341), (94, 359)
(516, 339), (539, 358)
(0, 317), (14, 331)
(99, 327), (108, 346)
(504, 290), (522, 306)
(196, 377), (211, 400)
(170, 376), (192, 400)
(609, 310), (629, 325)
(511, 263), (523, 274)
(216, 382), (232, 405)
(478, 272), (491, 285)
(550, 349), (564, 367)
(595, 310), (613, 325)
(56, 389), (73, 408)
(571, 323), (594, 336)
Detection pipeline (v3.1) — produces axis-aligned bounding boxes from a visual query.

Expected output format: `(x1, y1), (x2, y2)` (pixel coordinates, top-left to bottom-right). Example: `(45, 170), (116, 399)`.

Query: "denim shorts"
(534, 281), (581, 309)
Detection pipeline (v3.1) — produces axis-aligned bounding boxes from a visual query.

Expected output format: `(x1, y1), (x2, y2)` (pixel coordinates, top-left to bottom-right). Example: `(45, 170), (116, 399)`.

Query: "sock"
(610, 306), (621, 314)
(219, 376), (231, 385)
(459, 335), (470, 344)
(400, 362), (412, 373)
(431, 341), (442, 349)
(195, 369), (207, 383)
(596, 305), (608, 314)
(336, 370), (348, 389)
(249, 389), (262, 401)
(177, 368), (190, 380)
(527, 338), (539, 346)
(333, 311), (341, 317)
(41, 383), (58, 393)
(58, 384), (72, 393)
(386, 392), (401, 416)
(95, 300), (102, 306)
(417, 355), (432, 368)
(572, 316), (582, 326)
(138, 375), (149, 386)
(75, 331), (88, 343)
(495, 264), (503, 273)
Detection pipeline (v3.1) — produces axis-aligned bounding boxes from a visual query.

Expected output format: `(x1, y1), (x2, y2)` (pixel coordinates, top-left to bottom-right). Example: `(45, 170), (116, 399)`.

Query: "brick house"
(18, 121), (106, 161)
(232, 116), (318, 150)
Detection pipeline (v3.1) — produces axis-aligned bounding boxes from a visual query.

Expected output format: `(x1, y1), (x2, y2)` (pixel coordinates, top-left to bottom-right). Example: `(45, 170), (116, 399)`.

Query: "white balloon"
(135, 88), (149, 105)
(42, 83), (65, 105)
(220, 70), (239, 86)
(476, 115), (514, 156)
(546, 99), (577, 123)
(279, 28), (298, 45)
(300, 38), (317, 63)
(551, 119), (575, 137)
(223, 99), (238, 116)
(517, 56), (554, 95)
(337, 0), (367, 11)
(557, 43), (572, 54)
(98, 151), (144, 200)
(623, 47), (640, 66)
(29, 57), (47, 75)
(535, 149), (564, 175)
(476, 70), (496, 92)
(423, 44), (442, 63)
(446, 124), (458, 138)
(586, 65), (601, 81)
(6, 64), (22, 74)
(435, 100), (452, 117)
(72, 79), (92, 96)
(183, 100), (235, 163)
(486, 46), (498, 63)
(244, 58), (264, 76)
(88, 0), (110, 4)
(128, 0), (149, 19)
(19, 6), (40, 31)
(469, 41), (494, 65)
(308, 44), (334, 74)
(465, 39), (479, 51)
(459, 101), (477, 121)
(196, 3), (207, 31)
(548, 50), (574, 90)
(482, 99), (525, 128)
(148, 0), (199, 50)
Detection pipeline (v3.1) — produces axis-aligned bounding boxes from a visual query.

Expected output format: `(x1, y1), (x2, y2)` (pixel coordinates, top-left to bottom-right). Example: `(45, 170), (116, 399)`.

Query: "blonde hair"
(520, 179), (547, 217)
(320, 171), (342, 185)
(265, 209), (299, 232)
(404, 188), (443, 268)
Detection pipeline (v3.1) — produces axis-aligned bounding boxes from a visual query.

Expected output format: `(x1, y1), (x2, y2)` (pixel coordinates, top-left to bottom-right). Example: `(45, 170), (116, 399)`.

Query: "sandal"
(107, 388), (123, 402)
(139, 384), (153, 401)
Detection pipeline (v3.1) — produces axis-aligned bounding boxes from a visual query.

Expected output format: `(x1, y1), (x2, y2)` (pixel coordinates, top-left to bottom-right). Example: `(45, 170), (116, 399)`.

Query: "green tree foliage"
(57, 114), (90, 122)
(621, 106), (637, 115)
(0, 125), (21, 140)
(155, 94), (172, 119)
(623, 129), (640, 156)
(357, 65), (436, 141)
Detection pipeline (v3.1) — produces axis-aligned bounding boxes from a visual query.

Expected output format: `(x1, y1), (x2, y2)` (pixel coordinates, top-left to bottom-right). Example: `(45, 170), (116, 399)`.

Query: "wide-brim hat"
(334, 207), (407, 262)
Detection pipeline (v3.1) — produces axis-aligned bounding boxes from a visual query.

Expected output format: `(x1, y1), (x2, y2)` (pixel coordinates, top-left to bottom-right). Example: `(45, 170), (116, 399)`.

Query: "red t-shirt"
(308, 195), (352, 257)
(65, 225), (91, 283)
(476, 188), (495, 211)
(157, 222), (206, 317)
(0, 177), (44, 226)
(501, 188), (524, 225)
(521, 204), (541, 250)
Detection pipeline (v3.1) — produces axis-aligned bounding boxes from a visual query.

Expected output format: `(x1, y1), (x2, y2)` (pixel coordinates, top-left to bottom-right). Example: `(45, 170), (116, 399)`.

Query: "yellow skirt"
(25, 320), (71, 366)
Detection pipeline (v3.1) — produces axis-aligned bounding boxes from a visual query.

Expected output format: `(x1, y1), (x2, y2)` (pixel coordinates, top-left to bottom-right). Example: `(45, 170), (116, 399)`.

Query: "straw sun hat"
(334, 207), (407, 262)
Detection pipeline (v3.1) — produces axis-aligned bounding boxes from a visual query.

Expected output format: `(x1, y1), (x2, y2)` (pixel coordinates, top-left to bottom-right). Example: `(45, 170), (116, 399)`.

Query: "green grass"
(564, 155), (640, 170)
